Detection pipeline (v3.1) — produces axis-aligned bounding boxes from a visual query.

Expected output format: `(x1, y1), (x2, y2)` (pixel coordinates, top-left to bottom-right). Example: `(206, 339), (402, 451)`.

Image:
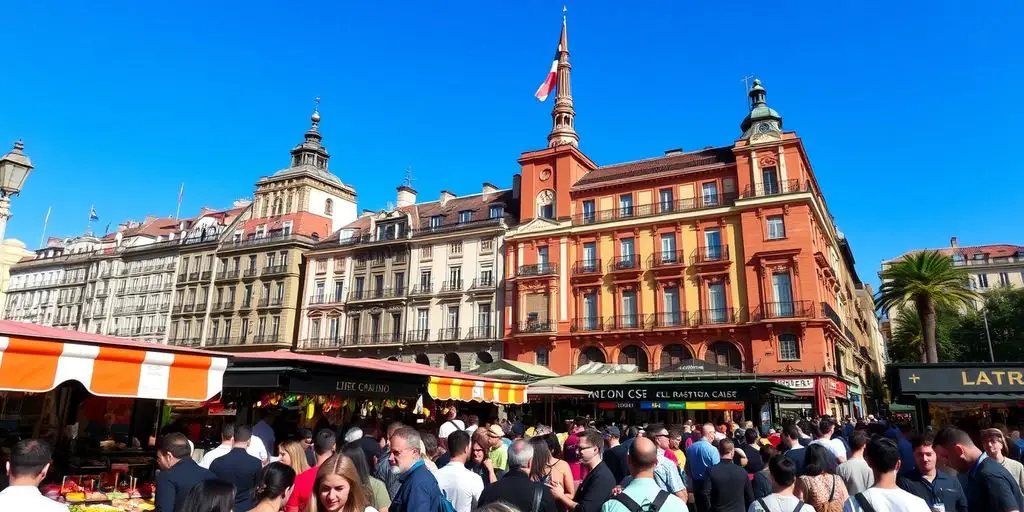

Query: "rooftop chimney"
(512, 174), (521, 200)
(440, 190), (455, 207)
(950, 236), (958, 248)
(482, 182), (498, 201)
(396, 185), (417, 208)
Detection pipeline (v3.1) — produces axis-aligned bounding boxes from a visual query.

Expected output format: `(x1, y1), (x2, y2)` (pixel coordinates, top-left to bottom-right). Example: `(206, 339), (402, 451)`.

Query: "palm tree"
(875, 251), (976, 363)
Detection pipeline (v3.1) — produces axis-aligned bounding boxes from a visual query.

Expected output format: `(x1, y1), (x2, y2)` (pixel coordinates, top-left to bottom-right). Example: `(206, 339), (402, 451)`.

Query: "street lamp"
(0, 140), (34, 242)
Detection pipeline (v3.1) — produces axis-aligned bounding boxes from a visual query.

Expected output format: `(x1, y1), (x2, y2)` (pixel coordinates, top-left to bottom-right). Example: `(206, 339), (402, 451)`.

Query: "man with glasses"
(389, 427), (442, 512)
(549, 430), (615, 512)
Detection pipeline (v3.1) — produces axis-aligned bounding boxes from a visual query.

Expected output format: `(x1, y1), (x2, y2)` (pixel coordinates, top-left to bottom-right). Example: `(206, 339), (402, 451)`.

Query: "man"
(549, 429), (616, 512)
(783, 425), (836, 476)
(375, 421), (406, 499)
(485, 423), (510, 471)
(286, 429), (336, 512)
(464, 414), (480, 436)
(933, 426), (1023, 512)
(607, 426), (622, 449)
(603, 436), (687, 512)
(209, 424), (262, 511)
(981, 428), (1024, 493)
(252, 408), (277, 457)
(605, 426), (631, 485)
(649, 424), (679, 466)
(669, 430), (688, 470)
(298, 428), (316, 466)
(436, 431), (484, 512)
(888, 423), (917, 476)
(741, 429), (765, 475)
(810, 418), (848, 464)
(0, 439), (68, 511)
(389, 427), (442, 512)
(897, 434), (967, 512)
(748, 455), (815, 512)
(842, 437), (928, 512)
(478, 439), (557, 512)
(343, 426), (364, 445)
(838, 431), (874, 495)
(704, 438), (754, 512)
(687, 423), (723, 512)
(155, 433), (215, 512)
(198, 423), (234, 469)
(438, 407), (465, 441)
(637, 428), (688, 500)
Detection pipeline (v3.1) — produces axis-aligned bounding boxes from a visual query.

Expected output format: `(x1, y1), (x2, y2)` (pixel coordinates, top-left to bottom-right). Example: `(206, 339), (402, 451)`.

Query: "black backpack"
(613, 490), (671, 512)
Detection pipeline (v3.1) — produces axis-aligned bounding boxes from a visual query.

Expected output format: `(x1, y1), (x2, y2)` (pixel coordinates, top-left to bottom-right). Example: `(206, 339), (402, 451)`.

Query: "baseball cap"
(603, 426), (621, 439)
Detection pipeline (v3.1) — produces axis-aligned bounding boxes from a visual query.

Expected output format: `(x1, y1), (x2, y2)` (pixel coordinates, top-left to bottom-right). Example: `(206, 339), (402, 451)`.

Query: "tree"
(886, 304), (962, 363)
(875, 251), (976, 363)
(951, 287), (1024, 361)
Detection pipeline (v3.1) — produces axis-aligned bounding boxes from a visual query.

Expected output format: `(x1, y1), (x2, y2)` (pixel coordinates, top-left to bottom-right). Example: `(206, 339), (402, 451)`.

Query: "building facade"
(0, 239), (34, 313)
(296, 184), (516, 370)
(5, 235), (102, 329)
(502, 23), (876, 418)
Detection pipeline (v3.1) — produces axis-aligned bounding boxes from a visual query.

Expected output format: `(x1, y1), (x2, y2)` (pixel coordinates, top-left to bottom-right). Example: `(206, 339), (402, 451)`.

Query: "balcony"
(182, 303), (196, 313)
(409, 283), (433, 297)
(653, 311), (689, 328)
(239, 300), (253, 310)
(349, 288), (406, 302)
(406, 329), (432, 344)
(438, 327), (461, 341)
(608, 314), (648, 331)
(649, 250), (686, 269)
(411, 218), (502, 237)
(263, 265), (288, 276)
(470, 277), (496, 290)
(438, 280), (464, 295)
(608, 255), (642, 273)
(821, 301), (841, 327)
(741, 178), (810, 199)
(464, 326), (496, 340)
(229, 233), (316, 248)
(188, 272), (200, 281)
(200, 271), (212, 281)
(252, 334), (284, 345)
(354, 332), (402, 345)
(572, 260), (602, 277)
(216, 269), (240, 281)
(517, 263), (558, 278)
(299, 337), (347, 351)
(242, 268), (259, 279)
(518, 320), (554, 334)
(570, 317), (605, 333)
(195, 302), (208, 312)
(691, 245), (730, 265)
(177, 274), (188, 283)
(692, 308), (737, 326)
(571, 193), (740, 226)
(309, 294), (340, 306)
(754, 301), (814, 321)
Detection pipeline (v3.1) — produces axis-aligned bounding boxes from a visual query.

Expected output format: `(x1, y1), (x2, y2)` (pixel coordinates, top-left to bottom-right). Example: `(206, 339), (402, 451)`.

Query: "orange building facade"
(503, 22), (866, 418)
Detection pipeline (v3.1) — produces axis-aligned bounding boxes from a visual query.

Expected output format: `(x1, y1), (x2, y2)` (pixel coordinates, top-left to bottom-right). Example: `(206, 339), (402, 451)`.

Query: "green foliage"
(887, 304), (962, 363)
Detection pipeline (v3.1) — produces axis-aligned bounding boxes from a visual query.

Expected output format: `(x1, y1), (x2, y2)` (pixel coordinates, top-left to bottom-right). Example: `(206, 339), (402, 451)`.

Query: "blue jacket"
(390, 460), (442, 512)
(155, 458), (216, 512)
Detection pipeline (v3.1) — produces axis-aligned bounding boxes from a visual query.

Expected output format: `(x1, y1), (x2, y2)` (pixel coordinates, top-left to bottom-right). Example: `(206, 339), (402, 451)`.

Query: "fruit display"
(54, 475), (156, 511)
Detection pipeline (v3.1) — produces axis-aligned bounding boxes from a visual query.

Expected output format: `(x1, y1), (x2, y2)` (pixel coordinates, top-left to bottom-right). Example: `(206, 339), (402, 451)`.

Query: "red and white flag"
(534, 20), (567, 102)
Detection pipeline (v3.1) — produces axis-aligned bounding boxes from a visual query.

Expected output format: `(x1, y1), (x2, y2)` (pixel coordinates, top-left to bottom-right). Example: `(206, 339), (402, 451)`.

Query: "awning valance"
(428, 376), (528, 404)
(0, 336), (227, 401)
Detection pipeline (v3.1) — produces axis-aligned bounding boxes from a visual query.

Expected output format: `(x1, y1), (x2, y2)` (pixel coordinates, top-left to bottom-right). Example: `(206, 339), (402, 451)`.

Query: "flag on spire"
(534, 15), (567, 102)
(89, 206), (99, 221)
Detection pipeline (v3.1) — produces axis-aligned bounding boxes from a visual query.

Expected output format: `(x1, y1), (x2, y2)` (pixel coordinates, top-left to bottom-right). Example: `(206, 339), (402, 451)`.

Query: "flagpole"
(39, 206), (51, 249)
(175, 183), (184, 220)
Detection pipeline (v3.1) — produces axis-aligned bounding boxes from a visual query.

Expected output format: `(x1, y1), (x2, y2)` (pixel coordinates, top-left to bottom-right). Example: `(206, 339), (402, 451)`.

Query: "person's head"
(311, 454), (366, 512)
(508, 439), (534, 474)
(278, 440), (311, 475)
(604, 425), (622, 445)
(577, 430), (604, 467)
(298, 427), (313, 444)
(386, 421), (405, 440)
(343, 426), (363, 445)
(448, 430), (471, 462)
(466, 414), (479, 427)
(421, 432), (439, 460)
(782, 424), (801, 447)
(701, 423), (716, 442)
(933, 426), (982, 472)
(803, 444), (831, 476)
(911, 434), (937, 474)
(768, 455), (798, 489)
(528, 436), (553, 479)
(848, 430), (869, 456)
(628, 436), (659, 476)
(864, 437), (902, 477)
(156, 432), (192, 471)
(314, 429), (337, 459)
(646, 423), (671, 451)
(254, 462), (296, 505)
(388, 427), (423, 473)
(233, 424), (253, 447)
(760, 445), (779, 465)
(219, 423), (235, 443)
(7, 439), (53, 484)
(542, 433), (563, 459)
(668, 429), (683, 449)
(180, 479), (235, 512)
(745, 428), (759, 446)
(982, 428), (1009, 459)
(485, 424), (505, 448)
(471, 440), (487, 464)
(339, 442), (372, 486)
(718, 438), (735, 459)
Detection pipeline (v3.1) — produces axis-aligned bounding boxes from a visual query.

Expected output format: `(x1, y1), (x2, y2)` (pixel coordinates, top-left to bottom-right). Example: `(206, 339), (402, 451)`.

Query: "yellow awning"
(428, 376), (528, 404)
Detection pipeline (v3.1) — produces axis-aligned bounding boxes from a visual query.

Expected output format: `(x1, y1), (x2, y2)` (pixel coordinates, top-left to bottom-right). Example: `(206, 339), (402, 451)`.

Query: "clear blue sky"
(1, 1), (1021, 288)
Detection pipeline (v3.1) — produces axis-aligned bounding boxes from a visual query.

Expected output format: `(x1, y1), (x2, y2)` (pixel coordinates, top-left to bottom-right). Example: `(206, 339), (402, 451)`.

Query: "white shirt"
(748, 493), (815, 512)
(199, 443), (232, 469)
(438, 419), (466, 441)
(811, 438), (848, 460)
(247, 435), (269, 462)
(0, 485), (70, 512)
(435, 460), (484, 512)
(842, 487), (930, 512)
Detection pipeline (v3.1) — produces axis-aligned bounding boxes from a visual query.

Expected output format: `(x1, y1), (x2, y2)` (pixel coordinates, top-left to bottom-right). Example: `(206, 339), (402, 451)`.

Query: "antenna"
(402, 166), (416, 188)
(741, 75), (755, 110)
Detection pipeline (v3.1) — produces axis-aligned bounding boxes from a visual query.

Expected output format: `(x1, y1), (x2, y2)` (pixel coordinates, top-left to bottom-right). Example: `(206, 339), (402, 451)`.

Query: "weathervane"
(402, 166), (416, 188)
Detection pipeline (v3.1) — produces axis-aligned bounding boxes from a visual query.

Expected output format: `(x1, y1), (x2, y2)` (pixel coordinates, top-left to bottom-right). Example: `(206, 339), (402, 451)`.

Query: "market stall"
(0, 320), (228, 511)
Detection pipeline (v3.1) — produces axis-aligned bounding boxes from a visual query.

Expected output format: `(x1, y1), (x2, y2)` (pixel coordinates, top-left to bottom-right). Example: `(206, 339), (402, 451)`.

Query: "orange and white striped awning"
(0, 336), (227, 401)
(428, 376), (528, 405)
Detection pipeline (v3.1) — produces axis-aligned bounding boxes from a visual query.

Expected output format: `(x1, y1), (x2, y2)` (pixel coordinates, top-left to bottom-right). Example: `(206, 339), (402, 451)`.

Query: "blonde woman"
(278, 439), (311, 476)
(307, 454), (376, 512)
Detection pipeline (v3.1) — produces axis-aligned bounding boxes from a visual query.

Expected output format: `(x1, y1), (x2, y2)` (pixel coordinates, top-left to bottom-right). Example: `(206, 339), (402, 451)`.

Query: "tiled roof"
(123, 217), (180, 238)
(572, 146), (736, 189)
(885, 243), (1024, 263)
(240, 211), (333, 239)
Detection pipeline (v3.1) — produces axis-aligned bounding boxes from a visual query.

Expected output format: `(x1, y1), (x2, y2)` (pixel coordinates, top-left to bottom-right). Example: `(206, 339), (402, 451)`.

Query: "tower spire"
(547, 6), (579, 148)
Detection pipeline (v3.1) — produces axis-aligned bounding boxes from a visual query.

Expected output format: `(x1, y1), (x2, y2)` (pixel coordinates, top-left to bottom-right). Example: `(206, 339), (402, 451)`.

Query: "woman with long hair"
(308, 454), (376, 512)
(340, 442), (391, 511)
(528, 435), (575, 497)
(249, 462), (296, 512)
(278, 440), (311, 476)
(795, 444), (849, 512)
(466, 440), (499, 487)
(180, 479), (235, 512)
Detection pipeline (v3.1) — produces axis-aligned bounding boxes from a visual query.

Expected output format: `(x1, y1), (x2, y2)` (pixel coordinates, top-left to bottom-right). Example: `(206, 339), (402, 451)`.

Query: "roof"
(230, 351), (518, 384)
(572, 146), (736, 189)
(269, 164), (347, 189)
(530, 372), (644, 387)
(0, 320), (223, 357)
(240, 211), (332, 238)
(884, 243), (1024, 264)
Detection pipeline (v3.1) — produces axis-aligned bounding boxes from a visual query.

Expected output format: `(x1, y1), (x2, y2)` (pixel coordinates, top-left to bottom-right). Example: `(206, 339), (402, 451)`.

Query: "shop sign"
(598, 401), (637, 410)
(899, 366), (1024, 393)
(773, 378), (815, 390)
(588, 387), (741, 401)
(833, 380), (848, 398)
(289, 376), (419, 398)
(336, 379), (414, 397)
(848, 383), (862, 395)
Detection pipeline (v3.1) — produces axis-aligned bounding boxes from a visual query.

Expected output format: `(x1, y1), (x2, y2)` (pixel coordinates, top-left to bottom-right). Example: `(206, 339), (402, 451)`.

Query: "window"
(421, 245), (432, 259)
(328, 317), (339, 340)
(350, 316), (361, 337)
(772, 272), (794, 316)
(978, 274), (989, 288)
(702, 182), (719, 206)
(660, 234), (677, 262)
(325, 198), (334, 215)
(240, 318), (249, 340)
(1000, 272), (1010, 286)
(275, 282), (284, 301)
(536, 347), (549, 367)
(311, 318), (321, 338)
(419, 271), (432, 290)
(762, 167), (779, 195)
(704, 229), (722, 259)
(767, 216), (786, 239)
(211, 320), (220, 341)
(663, 287), (680, 326)
(417, 309), (429, 330)
(222, 320), (231, 342)
(619, 194), (634, 217)
(582, 200), (596, 223)
(248, 255), (257, 270)
(778, 333), (800, 360)
(373, 275), (384, 294)
(659, 188), (674, 212)
(354, 276), (365, 295)
(583, 292), (598, 330)
(280, 251), (288, 266)
(539, 203), (554, 219)
(480, 239), (493, 252)
(282, 221), (292, 236)
(448, 266), (462, 285)
(708, 282), (726, 322)
(393, 272), (405, 294)
(430, 216), (443, 229)
(537, 247), (549, 268)
(333, 280), (343, 300)
(370, 314), (381, 340)
(447, 306), (460, 328)
(621, 289), (637, 327)
(316, 259), (327, 273)
(261, 283), (271, 300)
(458, 211), (472, 224)
(450, 241), (463, 254)
(480, 269), (493, 286)
(620, 238), (634, 258)
(488, 205), (504, 219)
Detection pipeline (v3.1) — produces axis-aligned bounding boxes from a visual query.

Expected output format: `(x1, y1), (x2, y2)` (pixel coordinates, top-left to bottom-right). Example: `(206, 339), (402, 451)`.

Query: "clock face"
(537, 190), (554, 205)
(757, 122), (774, 133)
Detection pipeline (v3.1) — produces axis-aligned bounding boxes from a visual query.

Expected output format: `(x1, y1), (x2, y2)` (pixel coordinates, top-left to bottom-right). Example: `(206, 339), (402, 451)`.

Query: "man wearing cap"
(485, 424), (509, 472)
(604, 426), (629, 485)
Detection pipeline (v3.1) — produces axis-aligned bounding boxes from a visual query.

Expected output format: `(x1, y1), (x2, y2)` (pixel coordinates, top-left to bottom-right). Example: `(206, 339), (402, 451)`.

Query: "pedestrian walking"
(209, 424), (263, 511)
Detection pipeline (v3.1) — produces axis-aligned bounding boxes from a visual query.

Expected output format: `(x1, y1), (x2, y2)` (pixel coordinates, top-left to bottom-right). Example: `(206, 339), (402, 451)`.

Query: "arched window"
(660, 344), (693, 370)
(325, 198), (334, 216)
(414, 353), (431, 366)
(444, 352), (462, 372)
(618, 345), (649, 372)
(704, 341), (742, 369)
(578, 346), (606, 367)
(476, 351), (494, 365)
(386, 356), (399, 361)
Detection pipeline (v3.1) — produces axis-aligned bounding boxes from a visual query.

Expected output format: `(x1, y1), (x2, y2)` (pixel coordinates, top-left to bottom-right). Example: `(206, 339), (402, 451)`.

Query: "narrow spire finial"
(311, 96), (321, 126)
(547, 5), (578, 148)
(562, 4), (567, 23)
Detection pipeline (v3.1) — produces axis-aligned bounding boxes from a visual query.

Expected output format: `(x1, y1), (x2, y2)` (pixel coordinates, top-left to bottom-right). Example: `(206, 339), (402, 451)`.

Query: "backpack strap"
(757, 498), (771, 512)
(854, 492), (877, 512)
(651, 490), (671, 512)
(531, 483), (544, 512)
(793, 500), (806, 512)
(613, 492), (643, 512)
(828, 474), (836, 502)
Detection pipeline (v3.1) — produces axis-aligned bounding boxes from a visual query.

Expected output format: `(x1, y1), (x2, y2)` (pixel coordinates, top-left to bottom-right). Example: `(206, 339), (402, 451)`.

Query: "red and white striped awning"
(0, 322), (227, 401)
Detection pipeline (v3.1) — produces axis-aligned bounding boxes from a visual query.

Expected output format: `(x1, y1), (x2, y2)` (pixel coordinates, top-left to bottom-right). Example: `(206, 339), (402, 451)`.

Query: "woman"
(278, 440), (311, 477)
(795, 445), (849, 512)
(309, 454), (376, 512)
(982, 428), (1024, 492)
(340, 441), (391, 511)
(529, 436), (575, 497)
(181, 479), (235, 512)
(466, 440), (499, 488)
(249, 462), (295, 512)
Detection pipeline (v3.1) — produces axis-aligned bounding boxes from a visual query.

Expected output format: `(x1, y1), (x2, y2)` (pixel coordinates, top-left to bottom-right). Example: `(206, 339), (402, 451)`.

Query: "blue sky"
(1, 1), (1021, 288)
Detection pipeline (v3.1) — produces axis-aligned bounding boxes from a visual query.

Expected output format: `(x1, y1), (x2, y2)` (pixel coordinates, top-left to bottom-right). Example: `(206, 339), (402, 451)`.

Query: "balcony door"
(708, 282), (726, 323)
(660, 234), (677, 263)
(621, 290), (637, 328)
(478, 304), (492, 338)
(537, 247), (549, 268)
(772, 272), (794, 317)
(583, 242), (597, 272)
(583, 292), (598, 330)
(702, 182), (719, 206)
(620, 238), (635, 269)
(762, 167), (780, 195)
(704, 229), (722, 259)
(663, 287), (680, 326)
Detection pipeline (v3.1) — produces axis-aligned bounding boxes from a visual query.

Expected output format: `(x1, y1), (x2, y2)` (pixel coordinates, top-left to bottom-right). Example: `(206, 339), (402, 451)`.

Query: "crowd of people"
(2, 410), (1024, 512)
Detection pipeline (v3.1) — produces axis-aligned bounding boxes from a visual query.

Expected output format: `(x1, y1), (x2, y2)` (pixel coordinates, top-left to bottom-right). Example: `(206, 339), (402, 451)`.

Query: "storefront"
(888, 362), (1024, 434)
(847, 382), (864, 419)
(768, 375), (851, 420)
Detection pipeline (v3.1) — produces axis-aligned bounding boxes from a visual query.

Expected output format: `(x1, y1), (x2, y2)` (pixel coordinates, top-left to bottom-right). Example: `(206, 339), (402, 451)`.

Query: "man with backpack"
(602, 436), (687, 512)
(841, 438), (929, 512)
(747, 455), (815, 512)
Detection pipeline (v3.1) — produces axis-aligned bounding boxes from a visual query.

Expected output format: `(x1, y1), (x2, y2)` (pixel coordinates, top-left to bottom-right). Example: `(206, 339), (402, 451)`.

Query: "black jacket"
(965, 456), (1024, 512)
(478, 470), (557, 512)
(210, 447), (262, 511)
(572, 461), (616, 512)
(155, 458), (216, 512)
(704, 460), (754, 512)
(897, 469), (967, 512)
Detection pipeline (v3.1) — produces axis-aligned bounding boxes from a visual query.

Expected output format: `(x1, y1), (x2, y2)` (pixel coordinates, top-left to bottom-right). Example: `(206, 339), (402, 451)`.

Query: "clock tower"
(739, 79), (783, 143)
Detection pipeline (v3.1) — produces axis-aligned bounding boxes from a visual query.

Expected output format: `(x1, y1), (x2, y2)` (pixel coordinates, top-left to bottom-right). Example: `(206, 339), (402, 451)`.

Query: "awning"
(0, 321), (228, 401)
(915, 393), (1024, 402)
(428, 376), (528, 404)
(527, 384), (591, 397)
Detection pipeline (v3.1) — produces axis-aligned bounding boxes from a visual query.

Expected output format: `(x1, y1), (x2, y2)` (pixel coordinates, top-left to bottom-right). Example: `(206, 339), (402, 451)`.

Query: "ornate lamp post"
(0, 140), (34, 242)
